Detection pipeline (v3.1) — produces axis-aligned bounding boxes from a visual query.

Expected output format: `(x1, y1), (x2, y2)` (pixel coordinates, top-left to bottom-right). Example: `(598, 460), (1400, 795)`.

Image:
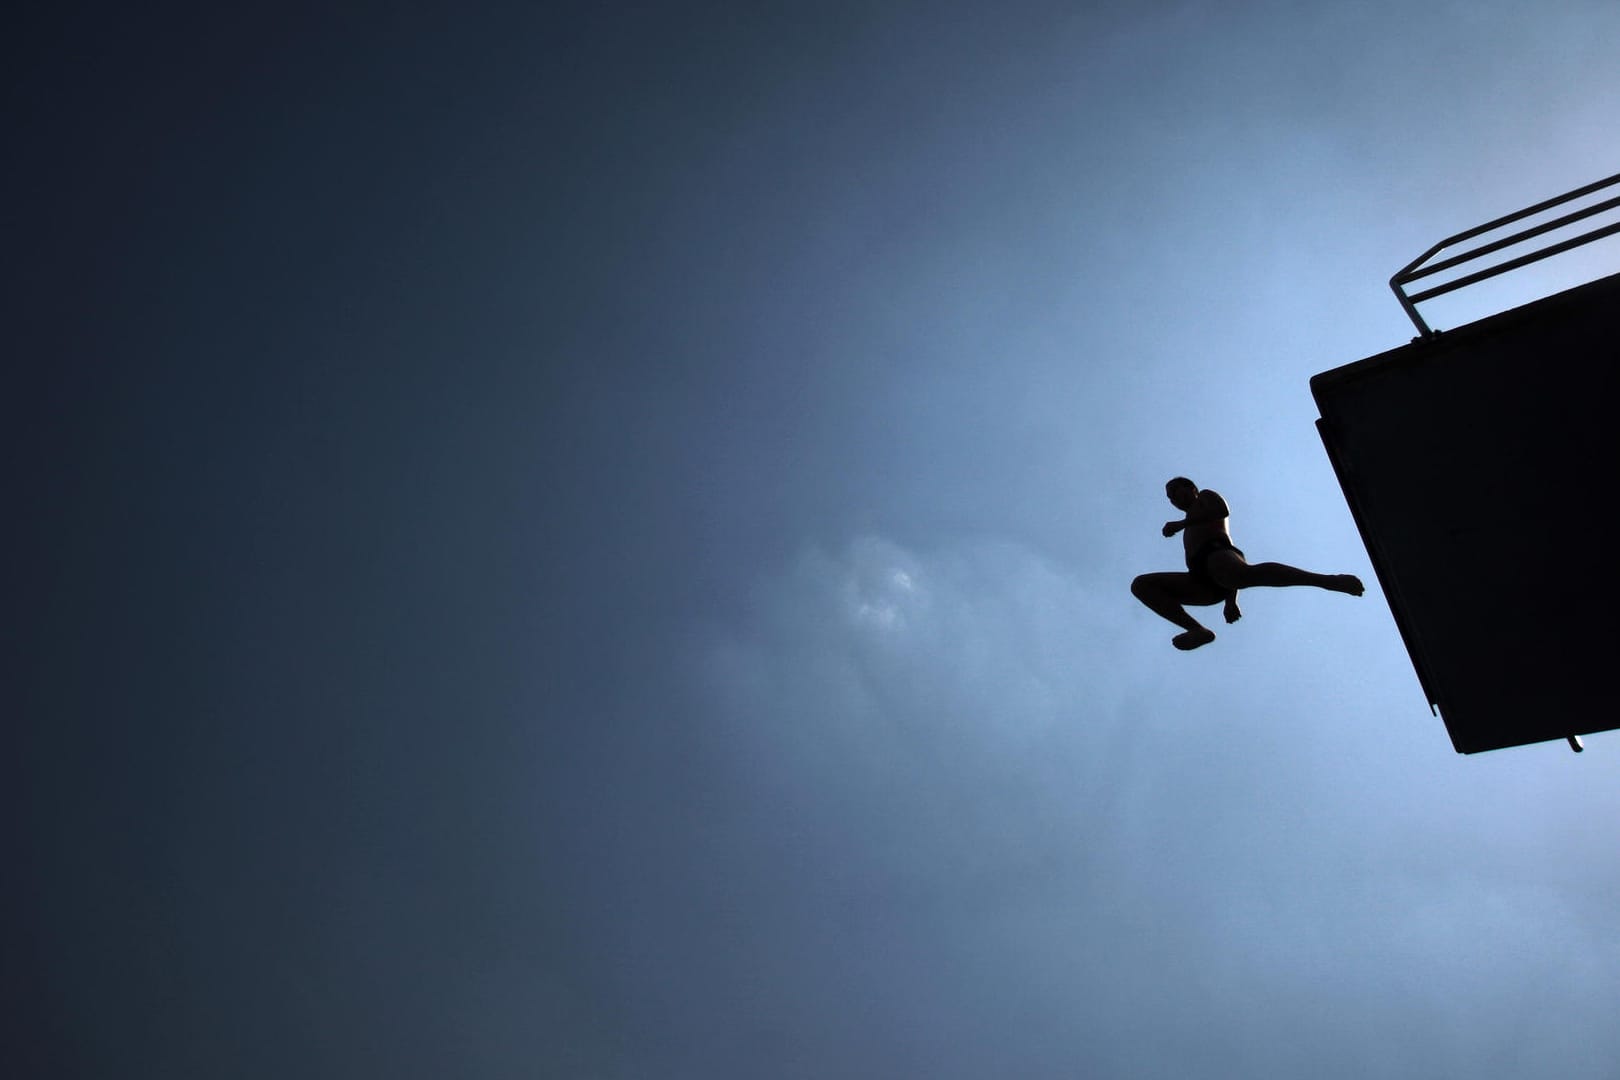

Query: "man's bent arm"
(1163, 491), (1229, 536)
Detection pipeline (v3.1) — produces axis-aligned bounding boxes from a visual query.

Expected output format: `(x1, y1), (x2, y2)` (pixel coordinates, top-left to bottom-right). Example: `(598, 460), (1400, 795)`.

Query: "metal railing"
(1391, 171), (1620, 338)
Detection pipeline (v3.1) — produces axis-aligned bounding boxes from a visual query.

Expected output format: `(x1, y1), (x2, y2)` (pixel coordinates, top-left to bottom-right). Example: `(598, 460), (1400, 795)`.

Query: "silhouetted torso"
(1181, 489), (1233, 556)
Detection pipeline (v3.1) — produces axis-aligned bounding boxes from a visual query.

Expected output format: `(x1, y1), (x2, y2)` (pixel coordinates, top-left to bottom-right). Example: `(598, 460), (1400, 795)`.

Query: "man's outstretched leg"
(1214, 558), (1363, 595)
(1131, 572), (1222, 651)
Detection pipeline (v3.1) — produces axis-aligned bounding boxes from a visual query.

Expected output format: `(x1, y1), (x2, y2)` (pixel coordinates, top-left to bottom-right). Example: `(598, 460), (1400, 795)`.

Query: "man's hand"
(1223, 595), (1242, 624)
(1162, 520), (1184, 538)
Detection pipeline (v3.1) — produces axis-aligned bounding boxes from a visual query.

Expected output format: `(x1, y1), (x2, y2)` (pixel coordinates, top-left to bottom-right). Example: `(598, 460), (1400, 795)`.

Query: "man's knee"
(1131, 574), (1154, 600)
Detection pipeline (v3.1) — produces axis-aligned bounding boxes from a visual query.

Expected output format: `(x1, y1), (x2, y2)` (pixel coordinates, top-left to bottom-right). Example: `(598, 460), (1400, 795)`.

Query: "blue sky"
(13, 3), (1619, 1077)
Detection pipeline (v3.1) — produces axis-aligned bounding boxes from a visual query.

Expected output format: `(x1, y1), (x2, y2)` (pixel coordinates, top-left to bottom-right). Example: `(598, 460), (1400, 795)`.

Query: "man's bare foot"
(1172, 627), (1216, 651)
(1328, 575), (1365, 596)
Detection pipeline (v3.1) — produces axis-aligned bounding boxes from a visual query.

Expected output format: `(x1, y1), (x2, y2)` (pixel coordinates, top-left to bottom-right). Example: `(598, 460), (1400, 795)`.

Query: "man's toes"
(1172, 628), (1216, 651)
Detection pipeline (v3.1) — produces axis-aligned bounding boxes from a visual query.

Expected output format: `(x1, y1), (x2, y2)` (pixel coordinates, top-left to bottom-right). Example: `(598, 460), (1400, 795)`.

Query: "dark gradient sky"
(12, 4), (1620, 1078)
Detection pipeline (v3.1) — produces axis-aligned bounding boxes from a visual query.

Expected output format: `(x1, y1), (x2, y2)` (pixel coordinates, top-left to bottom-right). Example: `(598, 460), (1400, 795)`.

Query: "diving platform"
(1310, 174), (1619, 754)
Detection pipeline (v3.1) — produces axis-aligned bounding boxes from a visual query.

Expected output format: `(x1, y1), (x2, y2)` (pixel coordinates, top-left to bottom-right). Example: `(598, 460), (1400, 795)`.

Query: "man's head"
(1165, 476), (1197, 511)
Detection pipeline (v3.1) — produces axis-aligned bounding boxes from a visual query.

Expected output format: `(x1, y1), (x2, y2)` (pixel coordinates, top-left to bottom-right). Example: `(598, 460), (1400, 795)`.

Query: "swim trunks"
(1186, 537), (1244, 592)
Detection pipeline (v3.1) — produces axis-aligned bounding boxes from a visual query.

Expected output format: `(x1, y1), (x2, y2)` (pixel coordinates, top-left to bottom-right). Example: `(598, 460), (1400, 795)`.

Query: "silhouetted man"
(1131, 476), (1364, 651)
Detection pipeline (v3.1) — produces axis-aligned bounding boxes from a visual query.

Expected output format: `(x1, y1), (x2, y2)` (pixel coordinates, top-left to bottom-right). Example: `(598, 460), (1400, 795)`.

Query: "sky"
(10, 3), (1619, 1077)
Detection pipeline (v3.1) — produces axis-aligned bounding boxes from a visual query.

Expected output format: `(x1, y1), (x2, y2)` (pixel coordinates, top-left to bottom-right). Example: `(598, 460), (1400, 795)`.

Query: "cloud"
(700, 533), (1135, 816)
